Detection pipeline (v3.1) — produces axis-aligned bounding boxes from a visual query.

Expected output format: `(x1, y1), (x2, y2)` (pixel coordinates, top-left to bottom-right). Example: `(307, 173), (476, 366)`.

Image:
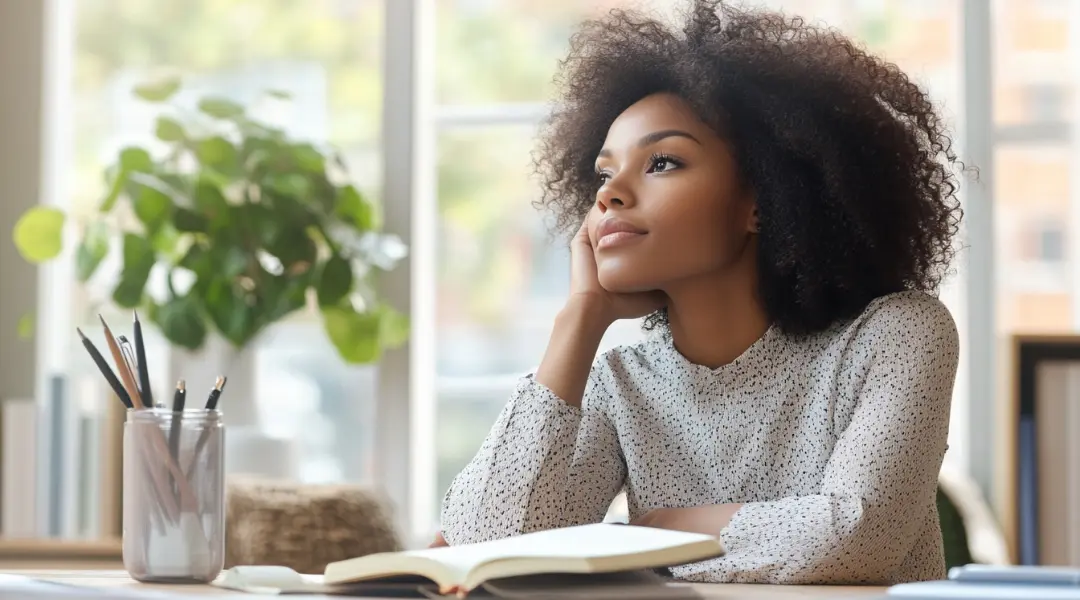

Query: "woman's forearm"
(535, 300), (610, 408)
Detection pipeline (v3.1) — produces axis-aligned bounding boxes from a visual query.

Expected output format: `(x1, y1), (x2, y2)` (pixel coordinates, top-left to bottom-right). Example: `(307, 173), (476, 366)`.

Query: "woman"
(435, 0), (963, 586)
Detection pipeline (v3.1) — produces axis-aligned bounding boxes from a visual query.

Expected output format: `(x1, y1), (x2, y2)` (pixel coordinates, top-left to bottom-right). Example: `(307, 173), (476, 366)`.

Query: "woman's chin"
(597, 270), (655, 295)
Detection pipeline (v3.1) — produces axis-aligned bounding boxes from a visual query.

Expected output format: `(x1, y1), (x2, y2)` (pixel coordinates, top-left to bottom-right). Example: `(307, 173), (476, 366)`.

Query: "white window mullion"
(377, 0), (438, 548)
(960, 0), (997, 513)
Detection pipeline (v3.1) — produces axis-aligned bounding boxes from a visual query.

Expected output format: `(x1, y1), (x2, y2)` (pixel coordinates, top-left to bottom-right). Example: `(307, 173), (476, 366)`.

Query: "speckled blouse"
(439, 290), (959, 585)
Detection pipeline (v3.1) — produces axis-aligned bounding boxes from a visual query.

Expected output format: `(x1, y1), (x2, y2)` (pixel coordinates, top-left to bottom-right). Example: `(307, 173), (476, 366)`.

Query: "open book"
(325, 523), (723, 595)
(219, 523), (724, 597)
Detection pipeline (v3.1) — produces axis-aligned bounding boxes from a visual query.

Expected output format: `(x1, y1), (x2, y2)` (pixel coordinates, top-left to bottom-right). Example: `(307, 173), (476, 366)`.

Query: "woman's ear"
(747, 206), (760, 234)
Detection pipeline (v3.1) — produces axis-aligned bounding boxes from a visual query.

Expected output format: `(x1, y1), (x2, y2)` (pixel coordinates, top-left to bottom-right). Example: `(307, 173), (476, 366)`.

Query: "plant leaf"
(215, 244), (249, 279)
(155, 116), (185, 142)
(266, 89), (292, 100)
(335, 185), (375, 231)
(195, 136), (237, 172)
(12, 206), (65, 263)
(133, 78), (180, 102)
(179, 243), (211, 274)
(150, 222), (181, 260)
(291, 143), (325, 173)
(260, 272), (309, 323)
(378, 305), (410, 348)
(111, 234), (155, 308)
(317, 254), (352, 307)
(266, 173), (311, 198)
(150, 293), (206, 350)
(132, 183), (174, 234)
(203, 278), (258, 348)
(119, 147), (153, 173)
(265, 227), (317, 267)
(322, 305), (382, 364)
(17, 312), (34, 339)
(197, 97), (244, 119)
(193, 176), (229, 222)
(100, 168), (129, 212)
(173, 207), (209, 233)
(75, 221), (109, 282)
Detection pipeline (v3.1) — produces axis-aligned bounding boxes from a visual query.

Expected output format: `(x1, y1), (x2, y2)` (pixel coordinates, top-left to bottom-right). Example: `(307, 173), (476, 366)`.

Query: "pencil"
(133, 310), (154, 408)
(77, 328), (133, 409)
(99, 315), (144, 408)
(168, 379), (186, 480)
(205, 375), (226, 410)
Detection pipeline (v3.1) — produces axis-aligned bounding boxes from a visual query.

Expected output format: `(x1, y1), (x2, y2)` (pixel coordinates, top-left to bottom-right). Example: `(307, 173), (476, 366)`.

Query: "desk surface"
(11, 570), (888, 599)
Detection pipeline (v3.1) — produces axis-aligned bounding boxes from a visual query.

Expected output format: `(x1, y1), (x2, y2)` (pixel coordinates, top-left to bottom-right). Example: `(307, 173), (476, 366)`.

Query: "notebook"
(219, 523), (724, 597)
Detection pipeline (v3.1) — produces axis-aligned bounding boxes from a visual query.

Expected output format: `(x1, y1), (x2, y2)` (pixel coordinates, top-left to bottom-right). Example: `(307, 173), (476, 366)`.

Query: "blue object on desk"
(889, 580), (1080, 599)
(888, 565), (1080, 599)
(949, 564), (1080, 586)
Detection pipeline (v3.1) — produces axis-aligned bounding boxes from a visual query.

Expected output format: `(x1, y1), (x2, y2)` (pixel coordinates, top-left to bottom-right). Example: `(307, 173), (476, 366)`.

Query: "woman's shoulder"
(836, 289), (959, 360)
(853, 289), (956, 335)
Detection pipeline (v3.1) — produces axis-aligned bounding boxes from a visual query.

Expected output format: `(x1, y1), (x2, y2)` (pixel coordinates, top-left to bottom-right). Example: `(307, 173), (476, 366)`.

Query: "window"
(993, 0), (1079, 333)
(1016, 221), (1066, 263)
(16, 0), (984, 545)
(429, 1), (656, 535)
(426, 0), (965, 537)
(1025, 84), (1068, 123)
(36, 0), (386, 538)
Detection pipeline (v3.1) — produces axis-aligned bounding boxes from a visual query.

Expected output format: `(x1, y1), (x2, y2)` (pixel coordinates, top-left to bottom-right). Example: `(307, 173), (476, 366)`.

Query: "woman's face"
(588, 93), (756, 294)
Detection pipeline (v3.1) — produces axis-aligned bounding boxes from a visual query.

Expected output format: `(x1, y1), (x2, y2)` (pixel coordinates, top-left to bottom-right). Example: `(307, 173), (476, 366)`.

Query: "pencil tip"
(133, 309), (139, 322)
(98, 314), (107, 328)
(76, 327), (86, 340)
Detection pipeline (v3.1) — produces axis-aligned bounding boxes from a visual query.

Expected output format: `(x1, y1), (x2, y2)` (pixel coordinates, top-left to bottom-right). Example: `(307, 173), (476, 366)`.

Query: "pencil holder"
(122, 408), (225, 583)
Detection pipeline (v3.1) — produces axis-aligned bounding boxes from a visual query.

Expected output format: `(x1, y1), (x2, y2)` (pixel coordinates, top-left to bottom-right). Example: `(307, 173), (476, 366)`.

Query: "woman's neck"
(663, 264), (770, 370)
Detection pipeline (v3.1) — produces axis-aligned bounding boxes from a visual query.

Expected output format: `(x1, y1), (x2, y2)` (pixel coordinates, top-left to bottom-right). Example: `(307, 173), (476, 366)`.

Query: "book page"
(403, 524), (718, 576)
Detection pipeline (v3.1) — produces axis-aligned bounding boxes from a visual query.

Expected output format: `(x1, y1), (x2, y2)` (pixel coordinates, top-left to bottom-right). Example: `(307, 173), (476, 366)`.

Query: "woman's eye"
(596, 171), (611, 184)
(648, 154), (681, 174)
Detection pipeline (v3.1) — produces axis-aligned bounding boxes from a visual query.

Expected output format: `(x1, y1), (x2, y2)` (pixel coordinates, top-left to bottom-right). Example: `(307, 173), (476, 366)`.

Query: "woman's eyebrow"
(597, 129), (702, 158)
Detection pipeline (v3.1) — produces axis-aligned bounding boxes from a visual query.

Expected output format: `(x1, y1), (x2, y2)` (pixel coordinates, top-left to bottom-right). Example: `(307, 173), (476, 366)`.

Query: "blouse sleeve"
(439, 365), (628, 546)
(675, 296), (959, 584)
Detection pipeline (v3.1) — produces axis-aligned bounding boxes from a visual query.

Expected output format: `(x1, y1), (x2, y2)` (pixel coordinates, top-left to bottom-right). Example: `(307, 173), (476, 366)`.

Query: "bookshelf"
(998, 334), (1080, 566)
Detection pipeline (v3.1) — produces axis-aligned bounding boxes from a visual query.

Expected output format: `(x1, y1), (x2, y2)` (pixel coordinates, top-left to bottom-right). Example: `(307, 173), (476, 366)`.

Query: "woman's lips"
(595, 217), (647, 250)
(597, 230), (647, 249)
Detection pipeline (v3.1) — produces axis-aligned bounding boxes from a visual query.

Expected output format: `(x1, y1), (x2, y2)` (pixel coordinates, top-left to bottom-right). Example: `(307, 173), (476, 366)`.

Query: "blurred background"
(0, 0), (1078, 566)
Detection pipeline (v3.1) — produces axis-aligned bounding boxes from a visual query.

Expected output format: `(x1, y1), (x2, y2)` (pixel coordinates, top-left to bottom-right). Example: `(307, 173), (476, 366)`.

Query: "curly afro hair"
(533, 0), (964, 336)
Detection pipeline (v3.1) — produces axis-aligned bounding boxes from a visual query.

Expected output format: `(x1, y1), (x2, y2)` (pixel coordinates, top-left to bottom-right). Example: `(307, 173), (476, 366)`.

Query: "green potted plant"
(12, 77), (408, 428)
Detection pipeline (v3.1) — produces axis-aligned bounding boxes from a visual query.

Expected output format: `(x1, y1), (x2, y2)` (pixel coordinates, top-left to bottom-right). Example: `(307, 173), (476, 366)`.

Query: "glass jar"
(122, 408), (225, 583)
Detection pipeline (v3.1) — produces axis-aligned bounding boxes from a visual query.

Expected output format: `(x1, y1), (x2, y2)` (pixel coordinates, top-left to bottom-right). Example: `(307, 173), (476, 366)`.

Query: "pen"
(117, 335), (139, 394)
(133, 310), (154, 407)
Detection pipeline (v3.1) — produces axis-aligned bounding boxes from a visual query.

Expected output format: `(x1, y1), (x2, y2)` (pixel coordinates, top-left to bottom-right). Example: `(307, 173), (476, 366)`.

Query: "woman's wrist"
(559, 295), (615, 338)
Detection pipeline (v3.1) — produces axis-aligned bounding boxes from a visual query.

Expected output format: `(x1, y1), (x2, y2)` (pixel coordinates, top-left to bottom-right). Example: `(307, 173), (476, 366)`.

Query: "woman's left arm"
(637, 296), (960, 585)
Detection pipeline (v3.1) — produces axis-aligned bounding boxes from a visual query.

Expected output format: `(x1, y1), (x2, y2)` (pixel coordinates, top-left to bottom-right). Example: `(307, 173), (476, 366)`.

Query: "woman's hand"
(534, 218), (665, 408)
(568, 219), (666, 325)
(630, 504), (743, 537)
(429, 531), (448, 547)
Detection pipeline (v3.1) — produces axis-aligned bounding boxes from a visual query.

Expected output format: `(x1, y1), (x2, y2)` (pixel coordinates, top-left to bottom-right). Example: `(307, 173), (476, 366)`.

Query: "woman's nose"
(596, 180), (635, 212)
